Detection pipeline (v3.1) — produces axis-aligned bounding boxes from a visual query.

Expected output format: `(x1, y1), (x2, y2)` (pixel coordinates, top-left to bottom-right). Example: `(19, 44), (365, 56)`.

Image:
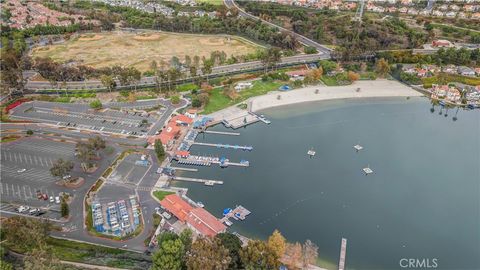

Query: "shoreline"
(249, 79), (424, 112)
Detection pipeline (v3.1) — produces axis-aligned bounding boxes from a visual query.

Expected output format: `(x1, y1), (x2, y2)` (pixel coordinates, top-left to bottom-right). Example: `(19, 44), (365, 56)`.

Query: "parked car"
(17, 206), (29, 213)
(17, 169), (26, 173)
(162, 212), (172, 220)
(55, 196), (60, 204)
(50, 197), (54, 203)
(42, 194), (49, 200)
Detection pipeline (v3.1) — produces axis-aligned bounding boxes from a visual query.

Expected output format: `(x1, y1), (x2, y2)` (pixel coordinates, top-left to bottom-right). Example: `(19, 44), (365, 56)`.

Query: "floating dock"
(192, 142), (253, 151)
(168, 167), (198, 172)
(220, 205), (251, 225)
(176, 155), (250, 168)
(307, 148), (316, 157)
(203, 130), (240, 136)
(338, 238), (348, 270)
(171, 176), (223, 186)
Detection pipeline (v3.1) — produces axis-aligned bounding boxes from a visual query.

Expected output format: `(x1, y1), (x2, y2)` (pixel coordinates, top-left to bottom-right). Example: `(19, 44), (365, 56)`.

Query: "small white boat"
(353, 144), (363, 151)
(197, 202), (204, 208)
(307, 148), (316, 157)
(363, 166), (373, 175)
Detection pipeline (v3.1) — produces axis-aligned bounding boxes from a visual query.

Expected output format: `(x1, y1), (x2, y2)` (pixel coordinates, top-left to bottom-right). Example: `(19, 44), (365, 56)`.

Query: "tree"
(191, 98), (201, 108)
(216, 233), (243, 270)
(50, 158), (74, 180)
(60, 196), (69, 218)
(76, 141), (96, 165)
(2, 216), (51, 252)
(347, 71), (360, 82)
(267, 230), (287, 259)
(26, 129), (33, 135)
(201, 58), (214, 83)
(285, 242), (302, 269)
(128, 92), (136, 103)
(100, 75), (116, 92)
(375, 58), (391, 77)
(186, 237), (231, 270)
(157, 231), (179, 247)
(154, 139), (165, 162)
(302, 239), (318, 268)
(179, 229), (192, 252)
(89, 99), (102, 109)
(240, 240), (280, 270)
(88, 136), (106, 153)
(171, 95), (180, 104)
(152, 239), (185, 270)
(319, 60), (337, 73)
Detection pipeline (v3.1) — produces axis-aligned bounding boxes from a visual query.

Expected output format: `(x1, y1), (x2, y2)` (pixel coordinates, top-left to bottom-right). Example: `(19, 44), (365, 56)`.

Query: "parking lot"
(108, 153), (152, 186)
(9, 101), (168, 137)
(0, 138), (75, 209)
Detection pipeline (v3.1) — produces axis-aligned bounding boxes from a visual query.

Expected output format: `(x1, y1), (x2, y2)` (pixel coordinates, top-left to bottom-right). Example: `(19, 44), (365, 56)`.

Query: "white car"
(55, 196), (60, 204)
(17, 206), (29, 213)
(17, 169), (26, 173)
(50, 197), (54, 203)
(162, 212), (172, 220)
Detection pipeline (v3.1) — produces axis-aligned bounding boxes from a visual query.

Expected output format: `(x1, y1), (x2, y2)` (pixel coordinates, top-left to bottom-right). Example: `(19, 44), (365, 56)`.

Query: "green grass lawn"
(320, 76), (341, 86)
(153, 190), (175, 201)
(176, 83), (199, 92)
(202, 81), (285, 114)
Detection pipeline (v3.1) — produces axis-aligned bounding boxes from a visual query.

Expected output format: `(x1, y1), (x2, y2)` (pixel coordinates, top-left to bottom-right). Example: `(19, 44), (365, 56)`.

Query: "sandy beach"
(249, 79), (424, 112)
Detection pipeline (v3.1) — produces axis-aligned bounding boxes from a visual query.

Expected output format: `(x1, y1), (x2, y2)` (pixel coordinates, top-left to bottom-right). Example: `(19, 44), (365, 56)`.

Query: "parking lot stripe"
(12, 152), (16, 162)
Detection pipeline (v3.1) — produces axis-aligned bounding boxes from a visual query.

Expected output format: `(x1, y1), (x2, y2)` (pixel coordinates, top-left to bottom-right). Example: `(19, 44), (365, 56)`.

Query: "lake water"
(173, 97), (480, 270)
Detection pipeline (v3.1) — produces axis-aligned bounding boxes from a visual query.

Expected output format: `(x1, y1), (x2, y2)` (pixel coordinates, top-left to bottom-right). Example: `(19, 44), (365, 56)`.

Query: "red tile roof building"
(185, 208), (227, 237)
(159, 194), (226, 237)
(160, 194), (193, 222)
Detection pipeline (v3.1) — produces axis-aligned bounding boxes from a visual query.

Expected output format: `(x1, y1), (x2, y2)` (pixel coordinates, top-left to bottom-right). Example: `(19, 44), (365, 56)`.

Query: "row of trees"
(152, 229), (319, 270)
(377, 47), (480, 67)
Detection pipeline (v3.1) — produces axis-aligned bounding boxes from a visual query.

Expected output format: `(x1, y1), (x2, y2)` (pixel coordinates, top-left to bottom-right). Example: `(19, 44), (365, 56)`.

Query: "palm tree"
(452, 106), (460, 121)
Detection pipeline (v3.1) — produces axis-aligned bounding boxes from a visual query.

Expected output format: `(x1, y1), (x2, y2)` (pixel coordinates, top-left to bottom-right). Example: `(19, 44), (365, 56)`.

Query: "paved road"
(25, 53), (329, 91)
(224, 0), (332, 55)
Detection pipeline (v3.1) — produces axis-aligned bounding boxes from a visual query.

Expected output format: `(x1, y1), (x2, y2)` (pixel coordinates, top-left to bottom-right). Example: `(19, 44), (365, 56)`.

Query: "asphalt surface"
(1, 98), (188, 252)
(9, 100), (172, 137)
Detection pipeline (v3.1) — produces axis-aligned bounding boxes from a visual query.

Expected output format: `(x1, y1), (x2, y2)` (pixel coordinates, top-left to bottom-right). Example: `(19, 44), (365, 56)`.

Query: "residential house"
(432, 39), (453, 48)
(185, 208), (227, 237)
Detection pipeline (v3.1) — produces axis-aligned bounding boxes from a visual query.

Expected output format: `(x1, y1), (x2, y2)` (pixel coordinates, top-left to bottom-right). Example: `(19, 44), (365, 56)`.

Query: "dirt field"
(31, 31), (262, 72)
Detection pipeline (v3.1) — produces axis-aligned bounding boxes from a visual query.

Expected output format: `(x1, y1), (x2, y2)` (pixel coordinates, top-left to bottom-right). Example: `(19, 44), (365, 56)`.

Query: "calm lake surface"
(173, 97), (480, 270)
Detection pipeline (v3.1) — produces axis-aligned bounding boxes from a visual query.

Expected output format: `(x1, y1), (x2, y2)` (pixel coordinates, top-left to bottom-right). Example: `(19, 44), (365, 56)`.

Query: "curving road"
(224, 0), (332, 55)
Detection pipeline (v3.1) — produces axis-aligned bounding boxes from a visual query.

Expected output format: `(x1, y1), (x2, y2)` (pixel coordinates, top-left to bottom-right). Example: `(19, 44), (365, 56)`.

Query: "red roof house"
(185, 207), (227, 237)
(171, 114), (193, 125)
(160, 194), (193, 222)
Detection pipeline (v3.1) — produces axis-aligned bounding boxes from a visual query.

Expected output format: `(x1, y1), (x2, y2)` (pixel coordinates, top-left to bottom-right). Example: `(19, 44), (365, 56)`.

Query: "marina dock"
(169, 167), (198, 172)
(192, 142), (253, 151)
(220, 205), (251, 226)
(176, 155), (250, 168)
(338, 238), (348, 270)
(171, 176), (223, 186)
(203, 130), (240, 136)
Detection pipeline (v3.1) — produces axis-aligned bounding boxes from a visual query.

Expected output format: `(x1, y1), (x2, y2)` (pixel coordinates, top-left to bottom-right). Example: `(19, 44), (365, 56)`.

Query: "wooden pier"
(172, 176), (223, 186)
(178, 155), (250, 168)
(338, 238), (347, 270)
(203, 130), (240, 136)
